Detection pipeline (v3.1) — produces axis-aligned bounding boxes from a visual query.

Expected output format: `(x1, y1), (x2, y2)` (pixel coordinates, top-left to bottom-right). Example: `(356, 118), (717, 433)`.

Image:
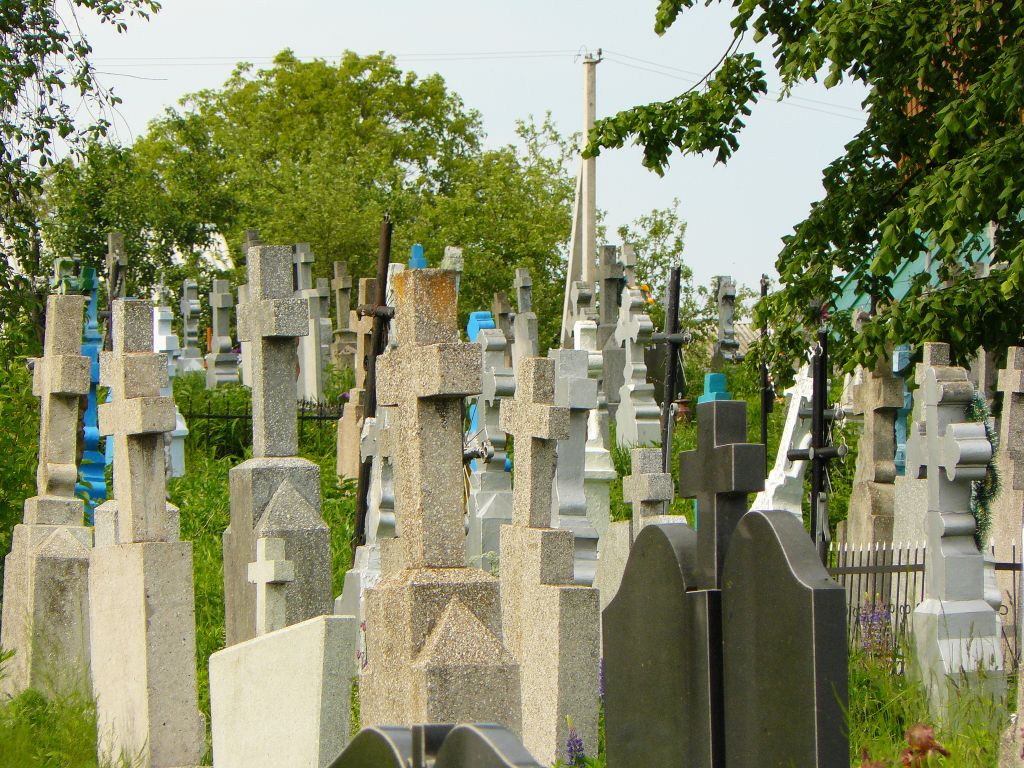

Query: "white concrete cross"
(247, 536), (295, 636)
(376, 268), (481, 568)
(33, 295), (90, 499)
(614, 285), (659, 447)
(98, 300), (176, 543)
(237, 245), (309, 458)
(500, 357), (570, 527)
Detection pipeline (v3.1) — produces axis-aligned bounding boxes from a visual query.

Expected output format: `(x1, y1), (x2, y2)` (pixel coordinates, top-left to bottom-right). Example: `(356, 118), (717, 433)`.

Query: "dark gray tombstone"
(331, 724), (540, 768)
(603, 399), (849, 768)
(604, 523), (720, 768)
(723, 509), (849, 768)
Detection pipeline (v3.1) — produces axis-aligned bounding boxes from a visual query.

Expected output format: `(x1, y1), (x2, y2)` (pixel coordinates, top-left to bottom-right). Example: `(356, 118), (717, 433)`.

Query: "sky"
(77, 0), (869, 292)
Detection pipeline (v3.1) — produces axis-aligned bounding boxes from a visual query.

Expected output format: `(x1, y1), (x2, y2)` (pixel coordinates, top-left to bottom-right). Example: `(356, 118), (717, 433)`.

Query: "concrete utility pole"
(561, 50), (602, 346)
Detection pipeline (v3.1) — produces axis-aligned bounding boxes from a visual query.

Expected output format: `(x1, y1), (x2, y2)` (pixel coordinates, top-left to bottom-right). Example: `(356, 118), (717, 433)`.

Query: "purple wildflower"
(566, 724), (585, 766)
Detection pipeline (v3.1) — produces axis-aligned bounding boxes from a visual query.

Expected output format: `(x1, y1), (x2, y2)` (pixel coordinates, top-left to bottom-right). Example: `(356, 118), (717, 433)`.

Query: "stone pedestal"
(90, 541), (205, 767)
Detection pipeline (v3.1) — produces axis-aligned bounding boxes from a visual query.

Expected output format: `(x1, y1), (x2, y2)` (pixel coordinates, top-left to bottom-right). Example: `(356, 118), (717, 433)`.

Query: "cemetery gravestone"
(593, 447), (677, 611)
(331, 261), (357, 369)
(549, 348), (600, 585)
(573, 320), (615, 541)
(614, 285), (660, 447)
(596, 245), (625, 421)
(491, 291), (514, 369)
(604, 399), (848, 768)
(206, 278), (241, 387)
(178, 278), (205, 374)
(991, 349), (1024, 594)
(844, 356), (903, 546)
(336, 278), (377, 480)
(710, 275), (741, 370)
(360, 268), (521, 732)
(511, 268), (538, 373)
(1, 294), (92, 699)
(466, 325), (514, 570)
(223, 244), (333, 647)
(238, 283), (253, 386)
(499, 356), (599, 765)
(317, 276), (333, 376)
(210, 531), (358, 768)
(153, 304), (189, 478)
(294, 243), (325, 402)
(909, 343), (1005, 714)
(751, 365), (813, 517)
(89, 299), (205, 767)
(892, 353), (934, 545)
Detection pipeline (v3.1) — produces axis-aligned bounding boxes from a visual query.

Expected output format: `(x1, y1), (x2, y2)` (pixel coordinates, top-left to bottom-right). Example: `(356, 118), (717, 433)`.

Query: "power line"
(602, 54), (865, 123)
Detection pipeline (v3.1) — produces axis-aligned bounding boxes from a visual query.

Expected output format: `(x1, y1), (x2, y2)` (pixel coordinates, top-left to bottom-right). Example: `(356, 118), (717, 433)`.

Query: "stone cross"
(98, 300), (177, 543)
(498, 355), (597, 765)
(332, 261), (353, 331)
(206, 279), (240, 388)
(237, 245), (309, 457)
(614, 285), (660, 447)
(466, 326), (516, 564)
(248, 536), (295, 636)
(178, 279), (204, 372)
(845, 355), (903, 545)
(908, 342), (1004, 712)
(376, 269), (482, 568)
(294, 242), (315, 292)
(500, 357), (570, 527)
(331, 261), (356, 369)
(2, 293), (92, 700)
(106, 231), (128, 300)
(511, 269), (538, 372)
(353, 278), (376, 388)
(623, 447), (673, 538)
(621, 245), (636, 287)
(570, 280), (597, 324)
(316, 276), (333, 376)
(678, 400), (765, 589)
(34, 295), (91, 501)
(441, 246), (464, 295)
(549, 348), (599, 583)
(491, 291), (514, 367)
(991, 348), (1024, 620)
(711, 275), (741, 369)
(596, 245), (624, 348)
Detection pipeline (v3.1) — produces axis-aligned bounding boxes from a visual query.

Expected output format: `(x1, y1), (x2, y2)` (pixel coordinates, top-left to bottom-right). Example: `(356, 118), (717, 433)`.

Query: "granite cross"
(596, 245), (623, 347)
(98, 299), (177, 542)
(511, 268), (538, 370)
(678, 400), (765, 589)
(332, 261), (353, 332)
(623, 447), (673, 537)
(236, 245), (310, 458)
(248, 536), (295, 636)
(500, 357), (570, 527)
(33, 295), (91, 501)
(376, 269), (481, 568)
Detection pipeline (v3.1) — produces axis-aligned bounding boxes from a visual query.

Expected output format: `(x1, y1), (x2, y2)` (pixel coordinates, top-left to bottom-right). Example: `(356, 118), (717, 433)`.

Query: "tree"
(42, 51), (577, 348)
(587, 1), (1024, 378)
(0, 0), (159, 357)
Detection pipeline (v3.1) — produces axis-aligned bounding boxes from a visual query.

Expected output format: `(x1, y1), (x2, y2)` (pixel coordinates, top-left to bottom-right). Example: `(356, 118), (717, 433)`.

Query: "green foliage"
(0, 0), (159, 356)
(0, 362), (41, 605)
(588, 0), (1024, 376)
(0, 679), (100, 768)
(41, 53), (577, 352)
(967, 392), (1000, 549)
(848, 647), (1005, 767)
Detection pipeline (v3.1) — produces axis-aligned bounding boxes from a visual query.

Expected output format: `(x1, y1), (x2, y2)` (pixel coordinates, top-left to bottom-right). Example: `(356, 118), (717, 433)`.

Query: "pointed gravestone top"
(376, 269), (481, 568)
(678, 400), (764, 589)
(237, 245), (309, 458)
(499, 357), (570, 527)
